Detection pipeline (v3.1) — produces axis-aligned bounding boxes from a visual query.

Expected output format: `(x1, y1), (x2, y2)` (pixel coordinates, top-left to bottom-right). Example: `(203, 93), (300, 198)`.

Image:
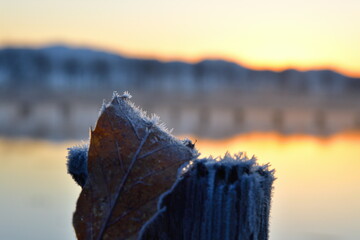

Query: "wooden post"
(140, 156), (275, 240)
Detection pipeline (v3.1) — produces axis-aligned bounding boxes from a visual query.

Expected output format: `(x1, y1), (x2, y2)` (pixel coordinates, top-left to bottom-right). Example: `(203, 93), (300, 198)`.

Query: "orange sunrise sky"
(1, 0), (360, 77)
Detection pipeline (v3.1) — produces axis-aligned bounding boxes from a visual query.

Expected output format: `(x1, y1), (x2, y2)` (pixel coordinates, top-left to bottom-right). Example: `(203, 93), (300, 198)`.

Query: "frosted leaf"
(72, 91), (197, 240)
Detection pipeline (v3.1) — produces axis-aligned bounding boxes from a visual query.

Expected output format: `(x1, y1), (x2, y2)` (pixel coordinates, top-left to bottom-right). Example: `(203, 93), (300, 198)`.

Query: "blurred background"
(1, 0), (360, 239)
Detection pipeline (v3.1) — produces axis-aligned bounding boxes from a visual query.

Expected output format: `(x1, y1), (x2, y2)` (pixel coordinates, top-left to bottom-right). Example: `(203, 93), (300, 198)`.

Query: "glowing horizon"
(1, 0), (360, 77)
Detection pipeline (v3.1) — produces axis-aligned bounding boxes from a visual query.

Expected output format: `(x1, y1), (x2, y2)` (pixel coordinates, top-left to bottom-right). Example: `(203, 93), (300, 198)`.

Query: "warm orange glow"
(1, 132), (360, 238)
(190, 131), (360, 238)
(195, 132), (360, 192)
(1, 0), (360, 77)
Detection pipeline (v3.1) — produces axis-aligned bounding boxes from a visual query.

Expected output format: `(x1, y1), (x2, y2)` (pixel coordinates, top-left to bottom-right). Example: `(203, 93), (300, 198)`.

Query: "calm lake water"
(1, 132), (359, 240)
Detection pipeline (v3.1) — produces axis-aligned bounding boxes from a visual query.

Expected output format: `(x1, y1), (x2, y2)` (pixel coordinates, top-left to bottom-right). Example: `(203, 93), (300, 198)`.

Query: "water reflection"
(195, 132), (360, 240)
(0, 139), (80, 240)
(0, 132), (359, 239)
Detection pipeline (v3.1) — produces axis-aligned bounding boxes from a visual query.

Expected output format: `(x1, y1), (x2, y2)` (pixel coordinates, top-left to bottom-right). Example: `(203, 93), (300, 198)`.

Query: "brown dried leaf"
(73, 93), (196, 240)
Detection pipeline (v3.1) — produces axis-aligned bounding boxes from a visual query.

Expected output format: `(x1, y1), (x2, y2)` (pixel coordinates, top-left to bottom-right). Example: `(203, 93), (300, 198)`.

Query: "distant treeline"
(0, 45), (359, 95)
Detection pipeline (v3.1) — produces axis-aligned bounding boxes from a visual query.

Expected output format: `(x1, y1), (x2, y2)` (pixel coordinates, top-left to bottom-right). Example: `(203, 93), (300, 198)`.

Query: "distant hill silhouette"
(0, 45), (359, 96)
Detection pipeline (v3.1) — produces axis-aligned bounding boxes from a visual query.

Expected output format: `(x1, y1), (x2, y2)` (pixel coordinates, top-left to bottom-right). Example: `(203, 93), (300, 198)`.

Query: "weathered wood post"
(140, 156), (274, 240)
(67, 92), (275, 240)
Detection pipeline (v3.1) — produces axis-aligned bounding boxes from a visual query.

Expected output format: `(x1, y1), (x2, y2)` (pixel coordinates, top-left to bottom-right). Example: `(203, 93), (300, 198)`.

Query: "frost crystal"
(112, 91), (120, 100)
(99, 99), (107, 116)
(108, 91), (183, 145)
(121, 91), (132, 99)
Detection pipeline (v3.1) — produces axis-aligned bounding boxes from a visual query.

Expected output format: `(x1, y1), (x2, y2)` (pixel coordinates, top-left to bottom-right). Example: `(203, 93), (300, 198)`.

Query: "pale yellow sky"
(1, 0), (360, 76)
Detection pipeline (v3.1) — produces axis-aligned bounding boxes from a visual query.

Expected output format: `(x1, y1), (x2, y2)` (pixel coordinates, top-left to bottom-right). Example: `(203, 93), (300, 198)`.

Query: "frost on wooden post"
(139, 154), (275, 240)
(70, 92), (198, 240)
(67, 91), (275, 240)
